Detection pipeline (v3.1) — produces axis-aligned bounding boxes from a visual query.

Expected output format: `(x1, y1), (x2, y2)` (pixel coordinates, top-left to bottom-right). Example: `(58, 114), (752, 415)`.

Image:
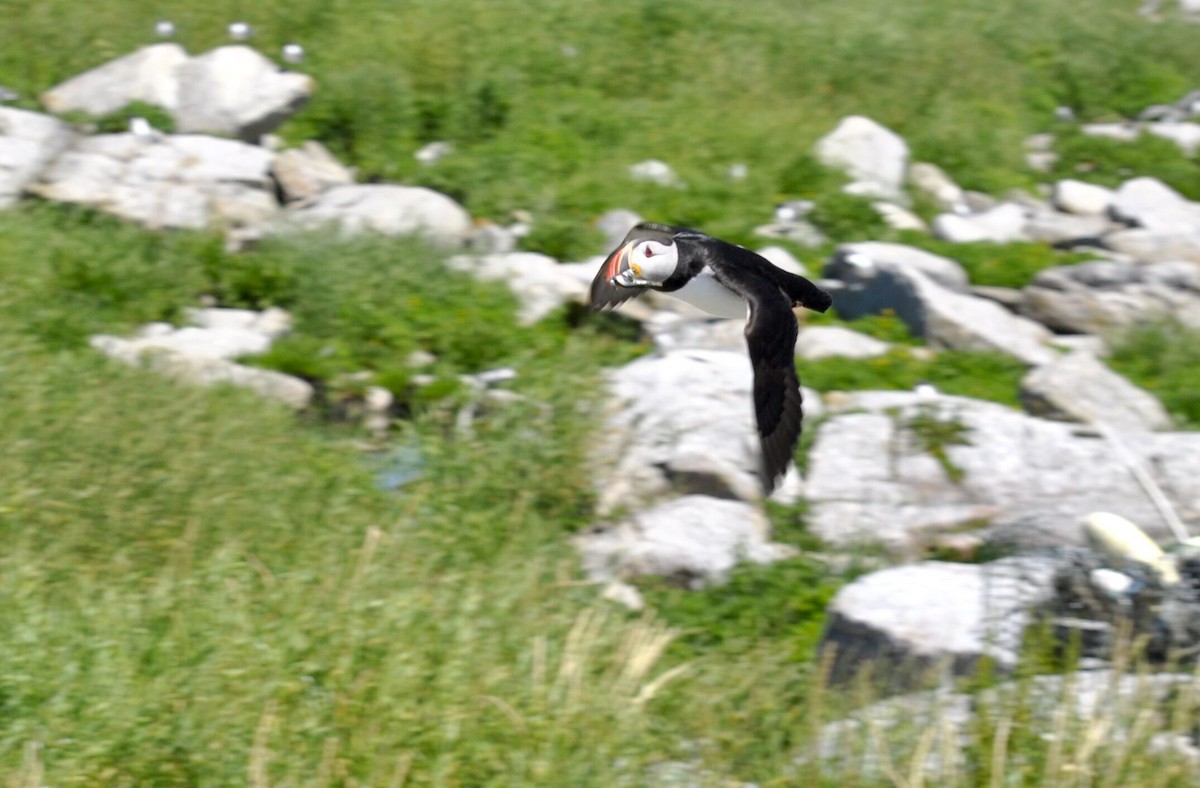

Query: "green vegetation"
(1108, 319), (1200, 429)
(802, 347), (1028, 408)
(4, 0), (1200, 783)
(900, 235), (1100, 289)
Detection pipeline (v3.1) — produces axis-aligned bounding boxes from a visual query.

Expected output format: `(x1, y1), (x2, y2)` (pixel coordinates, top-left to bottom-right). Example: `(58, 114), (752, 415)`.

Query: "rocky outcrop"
(819, 557), (1059, 687)
(815, 115), (909, 201)
(30, 132), (278, 232)
(1020, 350), (1172, 431)
(0, 107), (75, 207)
(804, 391), (1200, 553)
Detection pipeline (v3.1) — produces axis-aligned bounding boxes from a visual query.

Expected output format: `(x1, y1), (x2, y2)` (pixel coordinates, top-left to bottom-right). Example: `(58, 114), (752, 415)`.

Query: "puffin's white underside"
(665, 268), (747, 319)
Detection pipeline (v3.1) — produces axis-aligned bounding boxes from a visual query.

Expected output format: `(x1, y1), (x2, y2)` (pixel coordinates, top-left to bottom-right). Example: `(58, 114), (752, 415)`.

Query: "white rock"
(575, 495), (796, 588)
(1019, 350), (1172, 432)
(931, 202), (1028, 243)
(814, 115), (909, 201)
(1081, 123), (1142, 142)
(592, 350), (806, 510)
(271, 141), (355, 202)
(1053, 179), (1115, 216)
(629, 159), (681, 187)
(755, 245), (809, 277)
(286, 184), (471, 246)
(796, 326), (891, 360)
(1110, 176), (1200, 233)
(872, 201), (928, 232)
(414, 141), (452, 165)
(31, 132), (278, 232)
(825, 242), (969, 292)
(819, 558), (1059, 687)
(173, 46), (313, 141)
(40, 43), (188, 116)
(444, 251), (583, 324)
(0, 107), (76, 207)
(1145, 121), (1200, 156)
(908, 162), (966, 212)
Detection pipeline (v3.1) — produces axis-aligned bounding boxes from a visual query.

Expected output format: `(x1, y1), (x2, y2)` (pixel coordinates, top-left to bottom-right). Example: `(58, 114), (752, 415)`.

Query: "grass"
(1107, 320), (1200, 430)
(4, 0), (1200, 782)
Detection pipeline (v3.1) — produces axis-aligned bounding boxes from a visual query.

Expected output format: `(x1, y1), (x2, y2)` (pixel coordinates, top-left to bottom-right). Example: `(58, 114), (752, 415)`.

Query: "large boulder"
(30, 132), (278, 231)
(825, 242), (969, 292)
(826, 261), (1055, 365)
(814, 116), (909, 201)
(271, 141), (355, 203)
(1109, 177), (1200, 233)
(1021, 259), (1200, 333)
(0, 107), (75, 207)
(1020, 350), (1172, 431)
(173, 46), (314, 141)
(285, 184), (471, 246)
(818, 557), (1059, 688)
(591, 349), (806, 511)
(40, 43), (188, 116)
(804, 391), (1200, 552)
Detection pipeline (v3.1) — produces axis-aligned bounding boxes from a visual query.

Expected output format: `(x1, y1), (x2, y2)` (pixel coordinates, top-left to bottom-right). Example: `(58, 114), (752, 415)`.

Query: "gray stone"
(1020, 351), (1172, 431)
(819, 557), (1059, 687)
(574, 494), (796, 588)
(443, 251), (583, 324)
(1102, 227), (1200, 263)
(285, 184), (471, 246)
(932, 202), (1029, 243)
(592, 350), (805, 511)
(814, 115), (909, 201)
(30, 132), (277, 231)
(1053, 180), (1114, 216)
(752, 220), (827, 246)
(795, 326), (890, 360)
(413, 140), (452, 165)
(908, 162), (967, 213)
(1023, 210), (1113, 245)
(0, 107), (75, 207)
(804, 391), (1200, 552)
(828, 263), (1054, 365)
(1022, 259), (1200, 333)
(825, 242), (969, 292)
(645, 314), (747, 353)
(173, 46), (313, 141)
(40, 43), (188, 116)
(1110, 177), (1200, 233)
(271, 141), (355, 202)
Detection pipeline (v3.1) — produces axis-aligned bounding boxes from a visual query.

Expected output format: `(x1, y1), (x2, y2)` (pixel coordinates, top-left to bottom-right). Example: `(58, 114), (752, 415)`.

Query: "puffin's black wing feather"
(589, 223), (685, 311)
(705, 258), (805, 494)
(700, 237), (833, 312)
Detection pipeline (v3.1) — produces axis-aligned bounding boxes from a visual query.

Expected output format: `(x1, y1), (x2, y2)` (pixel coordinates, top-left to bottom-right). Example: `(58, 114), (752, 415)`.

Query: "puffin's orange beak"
(601, 241), (636, 283)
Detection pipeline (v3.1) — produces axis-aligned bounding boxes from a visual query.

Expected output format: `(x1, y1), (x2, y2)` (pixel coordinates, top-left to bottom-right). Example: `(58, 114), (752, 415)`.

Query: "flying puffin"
(590, 222), (833, 494)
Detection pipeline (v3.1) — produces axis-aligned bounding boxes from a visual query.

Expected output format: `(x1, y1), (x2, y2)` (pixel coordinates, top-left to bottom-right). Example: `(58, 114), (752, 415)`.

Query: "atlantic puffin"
(590, 222), (833, 494)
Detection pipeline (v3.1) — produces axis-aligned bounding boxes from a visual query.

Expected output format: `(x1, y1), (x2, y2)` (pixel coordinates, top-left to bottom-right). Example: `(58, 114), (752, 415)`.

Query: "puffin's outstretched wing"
(589, 223), (681, 310)
(708, 262), (805, 493)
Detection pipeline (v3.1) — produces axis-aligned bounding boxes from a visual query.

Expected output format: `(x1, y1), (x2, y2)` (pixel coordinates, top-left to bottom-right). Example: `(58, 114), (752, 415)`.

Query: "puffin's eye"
(644, 246), (653, 257)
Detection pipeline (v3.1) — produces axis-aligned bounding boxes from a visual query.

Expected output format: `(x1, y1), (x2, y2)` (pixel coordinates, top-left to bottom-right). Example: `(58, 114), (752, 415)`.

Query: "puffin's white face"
(614, 239), (678, 287)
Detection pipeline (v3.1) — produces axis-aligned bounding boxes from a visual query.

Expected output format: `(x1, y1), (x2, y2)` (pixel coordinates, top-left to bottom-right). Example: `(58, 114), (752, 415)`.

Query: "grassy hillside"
(5, 0), (1200, 784)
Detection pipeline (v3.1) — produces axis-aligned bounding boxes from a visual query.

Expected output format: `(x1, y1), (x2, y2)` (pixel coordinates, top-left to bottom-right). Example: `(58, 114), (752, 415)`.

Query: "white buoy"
(1084, 511), (1180, 585)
